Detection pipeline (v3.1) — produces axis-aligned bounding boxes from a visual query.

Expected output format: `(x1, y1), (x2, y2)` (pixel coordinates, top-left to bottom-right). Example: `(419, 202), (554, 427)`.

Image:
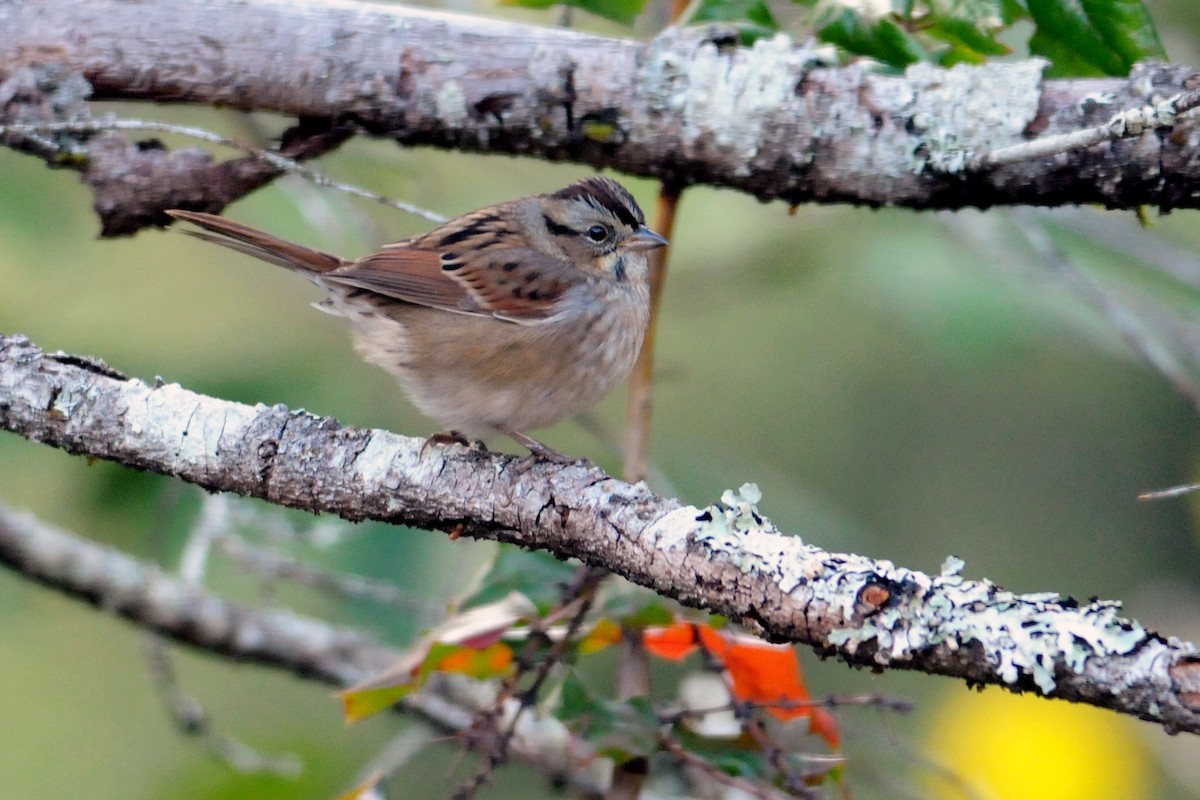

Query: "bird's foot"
(420, 430), (484, 458)
(509, 431), (592, 467)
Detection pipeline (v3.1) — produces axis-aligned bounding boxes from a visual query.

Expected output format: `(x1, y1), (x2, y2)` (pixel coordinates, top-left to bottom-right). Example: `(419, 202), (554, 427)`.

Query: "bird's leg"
(508, 431), (589, 466)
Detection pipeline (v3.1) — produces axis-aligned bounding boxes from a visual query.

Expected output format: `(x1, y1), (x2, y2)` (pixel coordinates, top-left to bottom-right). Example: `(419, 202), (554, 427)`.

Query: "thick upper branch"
(3, 0), (1200, 213)
(3, 332), (1200, 734)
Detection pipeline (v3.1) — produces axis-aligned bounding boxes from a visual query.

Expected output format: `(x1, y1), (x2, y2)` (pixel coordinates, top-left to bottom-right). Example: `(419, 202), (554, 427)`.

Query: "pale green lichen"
(689, 483), (771, 542)
(49, 387), (85, 419)
(647, 485), (816, 594)
(639, 33), (822, 176)
(827, 558), (1147, 694)
(902, 59), (1047, 173)
(940, 555), (965, 580)
(434, 81), (469, 127)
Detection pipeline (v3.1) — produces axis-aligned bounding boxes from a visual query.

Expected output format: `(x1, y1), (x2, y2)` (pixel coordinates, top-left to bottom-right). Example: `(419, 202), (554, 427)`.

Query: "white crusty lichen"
(646, 483), (814, 593)
(645, 488), (1151, 695)
(884, 59), (1047, 173)
(638, 34), (818, 174)
(824, 555), (1148, 694)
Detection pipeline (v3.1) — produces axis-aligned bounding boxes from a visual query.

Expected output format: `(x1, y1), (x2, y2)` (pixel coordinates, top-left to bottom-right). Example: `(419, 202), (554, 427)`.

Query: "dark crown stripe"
(552, 177), (644, 228)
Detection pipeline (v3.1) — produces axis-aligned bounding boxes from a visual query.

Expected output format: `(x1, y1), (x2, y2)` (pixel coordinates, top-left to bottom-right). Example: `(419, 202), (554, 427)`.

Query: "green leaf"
(464, 548), (578, 610)
(558, 679), (660, 759)
(998, 0), (1030, 22)
(597, 593), (675, 626)
(342, 683), (416, 723)
(917, 0), (1004, 23)
(713, 751), (768, 778)
(816, 9), (927, 68)
(673, 726), (769, 772)
(688, 0), (780, 43)
(1026, 0), (1166, 77)
(500, 0), (648, 25)
(559, 675), (603, 723)
(925, 16), (1011, 64)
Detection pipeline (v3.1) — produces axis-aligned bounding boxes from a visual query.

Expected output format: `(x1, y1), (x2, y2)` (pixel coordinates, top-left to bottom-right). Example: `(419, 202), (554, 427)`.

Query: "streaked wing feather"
(325, 245), (574, 322)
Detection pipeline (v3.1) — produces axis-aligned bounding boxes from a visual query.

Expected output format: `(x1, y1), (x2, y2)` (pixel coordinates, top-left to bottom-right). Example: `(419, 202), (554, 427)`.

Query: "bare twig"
(665, 693), (914, 724)
(975, 88), (1200, 169)
(452, 568), (604, 800)
(143, 633), (305, 776)
(1139, 482), (1200, 500)
(659, 735), (793, 800)
(214, 533), (435, 615)
(0, 502), (611, 795)
(0, 118), (447, 224)
(1008, 208), (1200, 415)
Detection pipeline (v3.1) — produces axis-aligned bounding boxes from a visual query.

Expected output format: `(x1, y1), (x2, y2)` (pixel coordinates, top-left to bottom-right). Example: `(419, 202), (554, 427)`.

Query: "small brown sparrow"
(167, 177), (667, 462)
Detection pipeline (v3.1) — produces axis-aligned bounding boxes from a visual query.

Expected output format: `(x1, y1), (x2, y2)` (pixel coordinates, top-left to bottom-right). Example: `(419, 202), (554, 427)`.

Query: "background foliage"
(3, 0), (1200, 797)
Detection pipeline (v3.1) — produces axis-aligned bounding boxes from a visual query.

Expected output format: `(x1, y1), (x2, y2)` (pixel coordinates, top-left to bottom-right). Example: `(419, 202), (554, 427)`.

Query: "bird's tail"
(166, 210), (347, 275)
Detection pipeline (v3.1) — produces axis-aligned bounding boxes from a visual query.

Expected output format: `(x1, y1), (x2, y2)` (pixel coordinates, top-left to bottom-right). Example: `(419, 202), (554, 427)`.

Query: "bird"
(167, 176), (668, 463)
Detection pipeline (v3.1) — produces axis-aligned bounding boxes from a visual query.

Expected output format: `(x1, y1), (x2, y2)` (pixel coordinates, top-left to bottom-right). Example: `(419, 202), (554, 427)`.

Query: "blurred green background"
(4, 0), (1200, 797)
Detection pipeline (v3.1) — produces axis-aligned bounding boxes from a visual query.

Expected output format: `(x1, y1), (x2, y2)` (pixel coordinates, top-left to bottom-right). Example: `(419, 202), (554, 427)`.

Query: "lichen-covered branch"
(4, 0), (1200, 231)
(3, 332), (1199, 734)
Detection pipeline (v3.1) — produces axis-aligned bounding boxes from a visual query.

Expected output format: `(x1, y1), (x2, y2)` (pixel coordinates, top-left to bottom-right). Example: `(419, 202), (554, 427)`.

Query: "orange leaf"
(340, 641), (513, 724)
(338, 593), (533, 724)
(808, 707), (842, 750)
(721, 641), (811, 721)
(645, 621), (838, 742)
(429, 641), (513, 678)
(642, 622), (700, 660)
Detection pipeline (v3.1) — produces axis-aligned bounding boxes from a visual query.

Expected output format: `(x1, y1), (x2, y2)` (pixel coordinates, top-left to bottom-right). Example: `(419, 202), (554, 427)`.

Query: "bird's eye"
(586, 225), (610, 242)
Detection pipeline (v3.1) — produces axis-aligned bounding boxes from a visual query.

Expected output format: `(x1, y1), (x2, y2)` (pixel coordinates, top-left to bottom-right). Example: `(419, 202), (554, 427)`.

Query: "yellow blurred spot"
(923, 688), (1151, 800)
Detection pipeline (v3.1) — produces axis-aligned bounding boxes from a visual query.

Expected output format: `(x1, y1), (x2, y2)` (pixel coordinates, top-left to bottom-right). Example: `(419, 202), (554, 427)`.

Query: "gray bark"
(3, 332), (1199, 736)
(2, 0), (1200, 236)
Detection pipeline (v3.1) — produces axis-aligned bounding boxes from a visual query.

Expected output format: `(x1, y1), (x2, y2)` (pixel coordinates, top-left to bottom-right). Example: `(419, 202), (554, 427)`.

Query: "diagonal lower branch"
(0, 502), (608, 795)
(3, 332), (1200, 735)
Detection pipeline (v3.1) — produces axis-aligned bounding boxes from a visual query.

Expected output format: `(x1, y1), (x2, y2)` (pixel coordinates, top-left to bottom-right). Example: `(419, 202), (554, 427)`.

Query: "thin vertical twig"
(614, 8), (691, 798)
(623, 184), (683, 482)
(621, 0), (690, 485)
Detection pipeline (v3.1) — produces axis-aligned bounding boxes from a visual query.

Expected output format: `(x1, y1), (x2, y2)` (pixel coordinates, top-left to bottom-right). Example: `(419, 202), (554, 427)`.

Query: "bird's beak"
(625, 226), (669, 251)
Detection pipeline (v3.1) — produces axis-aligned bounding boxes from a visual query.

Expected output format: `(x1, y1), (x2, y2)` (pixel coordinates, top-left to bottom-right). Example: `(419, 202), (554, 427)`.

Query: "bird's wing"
(324, 244), (576, 323)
